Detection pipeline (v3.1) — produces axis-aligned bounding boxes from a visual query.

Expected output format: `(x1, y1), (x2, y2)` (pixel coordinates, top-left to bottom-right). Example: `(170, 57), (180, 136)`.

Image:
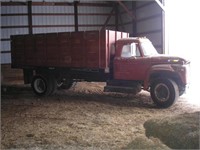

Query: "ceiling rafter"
(154, 0), (165, 11)
(117, 0), (136, 20)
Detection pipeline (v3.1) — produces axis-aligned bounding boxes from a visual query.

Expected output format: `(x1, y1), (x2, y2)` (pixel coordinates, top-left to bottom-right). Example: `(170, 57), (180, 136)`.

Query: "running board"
(104, 85), (140, 94)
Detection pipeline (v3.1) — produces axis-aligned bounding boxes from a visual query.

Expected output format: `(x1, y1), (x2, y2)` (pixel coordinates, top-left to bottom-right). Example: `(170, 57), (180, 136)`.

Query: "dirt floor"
(1, 81), (200, 149)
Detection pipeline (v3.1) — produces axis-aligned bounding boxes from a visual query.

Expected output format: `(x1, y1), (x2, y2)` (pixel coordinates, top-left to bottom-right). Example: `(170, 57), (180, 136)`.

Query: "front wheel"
(150, 78), (179, 108)
(179, 86), (185, 96)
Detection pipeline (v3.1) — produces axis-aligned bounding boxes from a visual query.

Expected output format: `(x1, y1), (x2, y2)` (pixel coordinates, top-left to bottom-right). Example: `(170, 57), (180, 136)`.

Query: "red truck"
(11, 30), (190, 108)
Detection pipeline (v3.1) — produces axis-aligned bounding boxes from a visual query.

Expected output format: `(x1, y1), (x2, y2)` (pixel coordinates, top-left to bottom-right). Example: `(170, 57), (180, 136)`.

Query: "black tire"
(31, 75), (56, 96)
(150, 78), (179, 108)
(179, 90), (185, 96)
(179, 87), (185, 96)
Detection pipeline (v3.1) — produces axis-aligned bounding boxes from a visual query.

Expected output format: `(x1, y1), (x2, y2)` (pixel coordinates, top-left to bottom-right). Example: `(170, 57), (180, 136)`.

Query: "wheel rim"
(34, 78), (46, 94)
(154, 83), (170, 102)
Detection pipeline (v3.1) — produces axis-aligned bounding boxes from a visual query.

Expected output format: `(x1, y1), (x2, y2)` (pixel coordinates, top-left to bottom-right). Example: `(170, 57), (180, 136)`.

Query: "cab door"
(114, 43), (150, 81)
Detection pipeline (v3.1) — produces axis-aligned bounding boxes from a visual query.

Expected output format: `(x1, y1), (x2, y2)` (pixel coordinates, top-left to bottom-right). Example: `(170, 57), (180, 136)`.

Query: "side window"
(121, 43), (141, 58)
(121, 44), (132, 58)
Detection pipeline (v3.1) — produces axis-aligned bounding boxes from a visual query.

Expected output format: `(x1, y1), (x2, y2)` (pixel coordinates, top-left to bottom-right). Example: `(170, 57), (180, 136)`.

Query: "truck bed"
(11, 30), (129, 69)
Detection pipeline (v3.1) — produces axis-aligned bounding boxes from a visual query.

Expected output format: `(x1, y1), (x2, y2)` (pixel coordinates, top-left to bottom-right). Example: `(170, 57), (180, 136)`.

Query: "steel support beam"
(28, 1), (33, 34)
(119, 14), (125, 31)
(115, 4), (119, 31)
(101, 8), (115, 30)
(132, 1), (137, 36)
(154, 0), (165, 12)
(74, 1), (79, 32)
(117, 1), (136, 20)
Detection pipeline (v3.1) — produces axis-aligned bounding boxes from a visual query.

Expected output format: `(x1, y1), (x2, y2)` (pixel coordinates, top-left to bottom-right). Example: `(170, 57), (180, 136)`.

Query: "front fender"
(143, 64), (176, 90)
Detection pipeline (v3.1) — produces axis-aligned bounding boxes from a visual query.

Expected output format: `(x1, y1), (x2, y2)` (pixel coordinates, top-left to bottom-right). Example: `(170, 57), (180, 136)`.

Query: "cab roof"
(117, 37), (150, 43)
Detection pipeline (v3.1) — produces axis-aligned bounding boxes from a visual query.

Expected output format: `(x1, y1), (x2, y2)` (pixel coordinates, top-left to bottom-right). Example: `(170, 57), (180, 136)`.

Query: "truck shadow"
(1, 84), (156, 109)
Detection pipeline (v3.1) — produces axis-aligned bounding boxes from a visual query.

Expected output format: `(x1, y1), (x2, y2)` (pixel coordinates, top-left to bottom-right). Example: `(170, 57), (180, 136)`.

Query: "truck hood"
(150, 54), (190, 65)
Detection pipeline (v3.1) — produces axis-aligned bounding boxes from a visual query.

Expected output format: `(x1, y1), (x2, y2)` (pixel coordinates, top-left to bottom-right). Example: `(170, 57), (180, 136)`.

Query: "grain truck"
(11, 30), (190, 108)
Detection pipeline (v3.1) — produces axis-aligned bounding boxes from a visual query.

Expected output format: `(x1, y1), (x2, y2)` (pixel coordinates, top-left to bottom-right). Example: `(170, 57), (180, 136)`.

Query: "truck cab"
(114, 38), (153, 82)
(105, 37), (190, 108)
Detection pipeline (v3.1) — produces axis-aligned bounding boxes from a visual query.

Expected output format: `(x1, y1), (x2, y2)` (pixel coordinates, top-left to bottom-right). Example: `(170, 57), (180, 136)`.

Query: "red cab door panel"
(114, 57), (150, 80)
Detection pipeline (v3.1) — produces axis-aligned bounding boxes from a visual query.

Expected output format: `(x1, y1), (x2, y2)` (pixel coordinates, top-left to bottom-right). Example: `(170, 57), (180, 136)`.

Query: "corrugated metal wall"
(118, 1), (135, 36)
(1, 5), (29, 64)
(136, 1), (163, 53)
(1, 1), (115, 64)
(32, 5), (75, 33)
(78, 6), (115, 31)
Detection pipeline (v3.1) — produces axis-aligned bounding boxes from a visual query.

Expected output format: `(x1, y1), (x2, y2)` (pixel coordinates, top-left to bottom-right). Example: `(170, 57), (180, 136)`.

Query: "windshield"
(140, 41), (158, 56)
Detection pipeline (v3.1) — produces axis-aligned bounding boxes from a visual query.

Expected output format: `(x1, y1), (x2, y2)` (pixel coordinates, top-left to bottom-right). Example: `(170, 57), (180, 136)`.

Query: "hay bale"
(144, 112), (200, 149)
(124, 136), (170, 150)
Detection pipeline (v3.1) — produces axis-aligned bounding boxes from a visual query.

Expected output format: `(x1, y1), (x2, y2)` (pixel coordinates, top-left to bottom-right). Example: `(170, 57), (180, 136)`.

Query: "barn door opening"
(165, 0), (200, 105)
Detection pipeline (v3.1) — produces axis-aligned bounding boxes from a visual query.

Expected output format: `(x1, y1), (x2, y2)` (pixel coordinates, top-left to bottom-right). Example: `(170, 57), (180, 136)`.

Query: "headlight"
(168, 58), (190, 65)
(168, 59), (185, 65)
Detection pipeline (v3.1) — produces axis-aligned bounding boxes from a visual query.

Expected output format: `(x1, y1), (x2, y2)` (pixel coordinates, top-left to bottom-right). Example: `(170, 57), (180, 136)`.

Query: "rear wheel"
(31, 75), (56, 96)
(150, 78), (179, 108)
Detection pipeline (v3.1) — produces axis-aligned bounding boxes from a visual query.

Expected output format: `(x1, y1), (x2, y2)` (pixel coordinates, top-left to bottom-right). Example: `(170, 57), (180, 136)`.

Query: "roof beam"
(154, 0), (165, 12)
(101, 7), (115, 30)
(115, 3), (119, 31)
(117, 1), (136, 20)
